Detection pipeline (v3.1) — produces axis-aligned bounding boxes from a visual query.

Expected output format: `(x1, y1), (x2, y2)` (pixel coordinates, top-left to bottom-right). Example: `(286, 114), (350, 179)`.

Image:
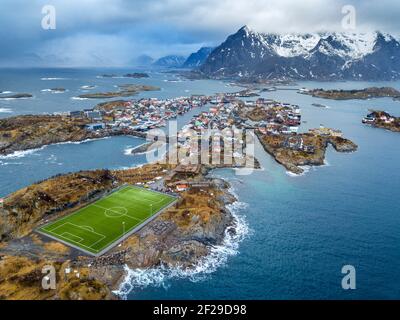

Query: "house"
(85, 110), (102, 121)
(69, 110), (83, 118)
(85, 123), (106, 131)
(176, 184), (189, 192)
(285, 136), (303, 150)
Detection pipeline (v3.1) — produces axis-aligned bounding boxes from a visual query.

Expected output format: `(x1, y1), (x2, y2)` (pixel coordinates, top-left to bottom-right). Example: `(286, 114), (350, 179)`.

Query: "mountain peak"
(238, 25), (253, 35)
(200, 27), (400, 80)
(182, 47), (214, 68)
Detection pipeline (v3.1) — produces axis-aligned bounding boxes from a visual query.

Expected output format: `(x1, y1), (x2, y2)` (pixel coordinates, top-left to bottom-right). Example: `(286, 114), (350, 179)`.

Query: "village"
(362, 110), (400, 132)
(48, 90), (353, 181)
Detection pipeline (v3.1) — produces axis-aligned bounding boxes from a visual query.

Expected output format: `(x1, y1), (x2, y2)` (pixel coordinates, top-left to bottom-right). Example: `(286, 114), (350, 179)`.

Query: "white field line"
(47, 222), (106, 249)
(45, 229), (99, 252)
(93, 204), (142, 222)
(61, 232), (84, 243)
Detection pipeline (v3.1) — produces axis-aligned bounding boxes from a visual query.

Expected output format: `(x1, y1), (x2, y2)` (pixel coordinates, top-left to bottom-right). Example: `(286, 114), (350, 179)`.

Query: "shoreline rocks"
(0, 163), (238, 300)
(256, 131), (357, 175)
(301, 87), (400, 100)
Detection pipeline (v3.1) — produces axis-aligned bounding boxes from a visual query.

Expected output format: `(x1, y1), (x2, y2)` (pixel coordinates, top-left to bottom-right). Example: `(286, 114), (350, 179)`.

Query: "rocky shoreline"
(256, 131), (358, 175)
(0, 114), (146, 156)
(0, 163), (240, 300)
(362, 111), (400, 132)
(78, 84), (160, 99)
(300, 87), (400, 100)
(0, 93), (33, 99)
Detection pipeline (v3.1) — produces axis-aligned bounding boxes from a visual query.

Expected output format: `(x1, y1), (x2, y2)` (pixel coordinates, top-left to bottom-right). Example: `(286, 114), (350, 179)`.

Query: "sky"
(0, 0), (399, 67)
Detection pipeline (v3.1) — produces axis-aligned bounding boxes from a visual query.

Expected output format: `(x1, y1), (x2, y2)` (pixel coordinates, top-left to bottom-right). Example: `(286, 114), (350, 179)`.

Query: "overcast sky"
(1, 0), (399, 67)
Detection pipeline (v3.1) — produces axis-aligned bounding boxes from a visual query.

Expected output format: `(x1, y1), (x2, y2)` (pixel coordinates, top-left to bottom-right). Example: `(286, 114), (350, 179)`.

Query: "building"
(85, 110), (103, 121)
(85, 123), (106, 131)
(69, 110), (83, 118)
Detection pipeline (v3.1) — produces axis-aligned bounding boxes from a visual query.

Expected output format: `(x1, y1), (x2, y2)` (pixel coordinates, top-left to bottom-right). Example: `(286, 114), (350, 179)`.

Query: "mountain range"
(198, 26), (400, 81)
(152, 55), (187, 68)
(182, 47), (214, 68)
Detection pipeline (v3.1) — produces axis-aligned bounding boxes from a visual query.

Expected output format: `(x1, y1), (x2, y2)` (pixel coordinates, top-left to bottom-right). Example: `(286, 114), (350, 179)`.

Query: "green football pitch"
(37, 185), (177, 256)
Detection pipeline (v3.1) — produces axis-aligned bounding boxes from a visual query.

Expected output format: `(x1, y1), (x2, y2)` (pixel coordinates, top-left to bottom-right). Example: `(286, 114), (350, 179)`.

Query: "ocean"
(1, 68), (400, 299)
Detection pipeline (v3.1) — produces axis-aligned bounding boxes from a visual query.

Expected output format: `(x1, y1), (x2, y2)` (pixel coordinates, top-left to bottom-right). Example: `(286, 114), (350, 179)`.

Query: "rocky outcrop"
(0, 115), (92, 156)
(257, 132), (357, 174)
(301, 87), (400, 100)
(0, 114), (146, 156)
(78, 85), (160, 99)
(0, 163), (237, 300)
(362, 111), (400, 132)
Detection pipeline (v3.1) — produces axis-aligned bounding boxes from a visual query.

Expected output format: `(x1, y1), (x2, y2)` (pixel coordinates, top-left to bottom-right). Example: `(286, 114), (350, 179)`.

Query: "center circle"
(104, 206), (127, 218)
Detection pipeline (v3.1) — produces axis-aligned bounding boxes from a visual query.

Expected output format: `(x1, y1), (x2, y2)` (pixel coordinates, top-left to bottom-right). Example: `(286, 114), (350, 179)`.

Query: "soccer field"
(37, 185), (177, 256)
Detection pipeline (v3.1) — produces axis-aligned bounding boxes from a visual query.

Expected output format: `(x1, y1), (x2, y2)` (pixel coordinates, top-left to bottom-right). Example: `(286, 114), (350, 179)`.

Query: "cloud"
(0, 0), (399, 66)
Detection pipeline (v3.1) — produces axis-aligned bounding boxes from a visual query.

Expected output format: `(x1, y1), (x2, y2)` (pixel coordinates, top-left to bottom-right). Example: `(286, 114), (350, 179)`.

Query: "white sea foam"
(71, 97), (89, 100)
(123, 143), (151, 156)
(0, 147), (45, 159)
(0, 137), (110, 160)
(0, 108), (13, 113)
(114, 190), (250, 299)
(80, 85), (97, 90)
(41, 77), (69, 81)
(41, 89), (67, 94)
(286, 160), (331, 177)
(54, 137), (110, 146)
(286, 165), (310, 177)
(0, 161), (23, 166)
(0, 91), (13, 94)
(0, 97), (32, 101)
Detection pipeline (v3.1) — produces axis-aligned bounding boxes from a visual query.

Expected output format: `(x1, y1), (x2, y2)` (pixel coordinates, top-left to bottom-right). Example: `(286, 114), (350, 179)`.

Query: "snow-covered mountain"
(153, 55), (187, 68)
(200, 26), (400, 80)
(182, 47), (214, 68)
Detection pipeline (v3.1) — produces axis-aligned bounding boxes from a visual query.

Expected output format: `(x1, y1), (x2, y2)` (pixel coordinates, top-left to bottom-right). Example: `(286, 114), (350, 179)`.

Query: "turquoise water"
(1, 69), (400, 299)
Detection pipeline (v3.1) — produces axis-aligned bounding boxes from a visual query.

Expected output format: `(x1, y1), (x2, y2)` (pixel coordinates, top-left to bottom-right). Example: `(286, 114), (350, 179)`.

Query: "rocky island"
(0, 114), (146, 156)
(45, 88), (66, 93)
(78, 84), (160, 99)
(300, 87), (400, 100)
(123, 73), (149, 78)
(256, 128), (358, 175)
(362, 111), (400, 132)
(0, 162), (242, 300)
(0, 93), (33, 99)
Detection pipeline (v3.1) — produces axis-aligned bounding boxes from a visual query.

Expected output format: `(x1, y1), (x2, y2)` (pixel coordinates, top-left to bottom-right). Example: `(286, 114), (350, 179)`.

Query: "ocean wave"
(0, 91), (13, 94)
(0, 97), (33, 101)
(286, 165), (310, 177)
(114, 195), (250, 299)
(0, 108), (13, 113)
(0, 147), (45, 159)
(124, 143), (151, 156)
(41, 77), (69, 81)
(80, 85), (97, 90)
(286, 160), (331, 177)
(124, 146), (135, 155)
(0, 160), (24, 166)
(71, 97), (89, 100)
(54, 137), (111, 146)
(41, 89), (68, 94)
